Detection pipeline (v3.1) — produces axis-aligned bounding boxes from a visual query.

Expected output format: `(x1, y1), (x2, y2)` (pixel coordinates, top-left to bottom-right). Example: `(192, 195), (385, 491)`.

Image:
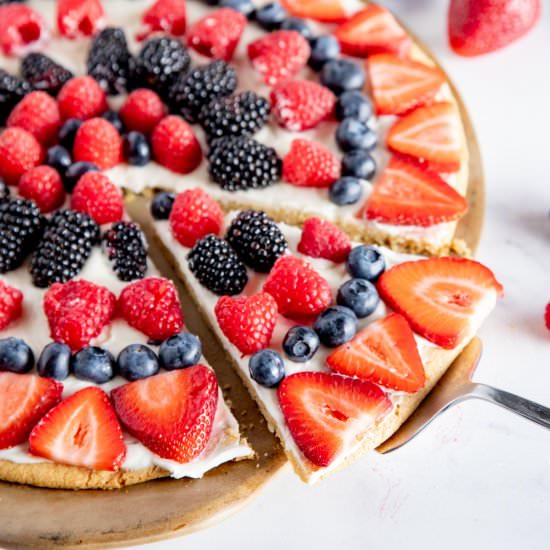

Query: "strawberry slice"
(334, 5), (411, 58)
(361, 156), (468, 226)
(367, 54), (445, 115)
(280, 0), (348, 23)
(278, 371), (391, 467)
(377, 257), (503, 349)
(111, 366), (218, 463)
(386, 102), (464, 173)
(29, 386), (126, 471)
(0, 373), (63, 449)
(327, 313), (425, 393)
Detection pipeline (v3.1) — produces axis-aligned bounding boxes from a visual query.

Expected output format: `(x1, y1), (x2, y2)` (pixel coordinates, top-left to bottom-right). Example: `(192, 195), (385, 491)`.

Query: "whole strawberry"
(44, 279), (116, 351)
(19, 165), (65, 213)
(169, 188), (223, 248)
(0, 127), (44, 186)
(120, 89), (165, 136)
(282, 139), (341, 187)
(215, 293), (278, 356)
(151, 115), (202, 174)
(298, 217), (351, 263)
(71, 171), (123, 225)
(7, 91), (61, 146)
(0, 280), (23, 331)
(57, 76), (107, 121)
(448, 0), (540, 56)
(263, 255), (332, 319)
(118, 277), (184, 341)
(73, 117), (122, 170)
(0, 4), (47, 56)
(57, 0), (106, 39)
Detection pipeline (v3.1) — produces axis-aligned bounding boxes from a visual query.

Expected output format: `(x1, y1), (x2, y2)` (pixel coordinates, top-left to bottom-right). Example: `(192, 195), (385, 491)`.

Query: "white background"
(145, 2), (550, 549)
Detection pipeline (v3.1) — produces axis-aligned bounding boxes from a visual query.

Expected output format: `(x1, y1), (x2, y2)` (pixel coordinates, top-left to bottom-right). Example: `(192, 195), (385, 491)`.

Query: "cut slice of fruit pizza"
(0, 0), (469, 256)
(149, 189), (502, 482)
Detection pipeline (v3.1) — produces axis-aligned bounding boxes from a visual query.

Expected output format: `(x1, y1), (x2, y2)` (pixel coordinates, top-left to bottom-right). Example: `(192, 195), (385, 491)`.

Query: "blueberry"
(159, 332), (202, 370)
(255, 2), (287, 30)
(123, 131), (151, 166)
(37, 342), (71, 380)
(329, 176), (363, 205)
(336, 118), (377, 152)
(337, 278), (380, 318)
(249, 349), (285, 387)
(341, 150), (376, 180)
(102, 110), (125, 133)
(58, 118), (82, 150)
(280, 17), (314, 40)
(282, 326), (320, 362)
(64, 161), (99, 192)
(308, 35), (340, 71)
(346, 245), (386, 281)
(0, 337), (34, 373)
(314, 306), (357, 347)
(320, 59), (365, 95)
(46, 145), (72, 174)
(220, 0), (255, 17)
(72, 346), (115, 384)
(117, 344), (160, 381)
(150, 191), (176, 220)
(336, 91), (373, 123)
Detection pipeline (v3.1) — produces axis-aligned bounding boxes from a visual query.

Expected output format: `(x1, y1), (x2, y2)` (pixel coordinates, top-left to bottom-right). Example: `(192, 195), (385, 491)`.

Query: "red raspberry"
(120, 89), (165, 136)
(118, 277), (184, 341)
(0, 127), (44, 186)
(138, 0), (187, 40)
(248, 30), (310, 86)
(298, 217), (351, 263)
(271, 80), (336, 132)
(545, 303), (550, 331)
(282, 138), (341, 188)
(187, 8), (246, 62)
(0, 280), (23, 331)
(71, 171), (123, 225)
(73, 117), (122, 170)
(7, 91), (61, 146)
(263, 255), (332, 319)
(215, 293), (278, 356)
(57, 0), (106, 39)
(57, 76), (107, 121)
(169, 188), (223, 248)
(19, 165), (66, 213)
(151, 115), (202, 174)
(44, 280), (116, 351)
(0, 4), (47, 56)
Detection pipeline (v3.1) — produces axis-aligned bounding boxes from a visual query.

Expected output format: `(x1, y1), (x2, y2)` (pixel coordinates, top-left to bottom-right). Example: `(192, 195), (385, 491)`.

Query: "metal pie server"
(377, 337), (550, 454)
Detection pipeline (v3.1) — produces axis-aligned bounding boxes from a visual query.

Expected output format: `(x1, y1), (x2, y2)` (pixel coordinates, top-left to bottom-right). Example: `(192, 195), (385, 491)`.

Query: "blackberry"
(187, 235), (248, 296)
(21, 53), (73, 96)
(30, 209), (100, 288)
(168, 60), (237, 123)
(0, 181), (10, 203)
(200, 91), (271, 141)
(0, 69), (30, 123)
(131, 37), (191, 99)
(87, 27), (133, 95)
(102, 221), (148, 282)
(0, 199), (45, 273)
(225, 210), (287, 273)
(208, 136), (281, 192)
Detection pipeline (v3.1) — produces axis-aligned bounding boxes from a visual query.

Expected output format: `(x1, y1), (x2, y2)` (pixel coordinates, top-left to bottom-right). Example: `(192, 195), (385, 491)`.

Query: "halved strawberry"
(386, 102), (463, 173)
(327, 313), (425, 393)
(361, 156), (468, 226)
(111, 366), (218, 463)
(377, 257), (503, 349)
(29, 386), (126, 471)
(334, 5), (411, 58)
(278, 371), (391, 467)
(367, 54), (445, 115)
(0, 373), (63, 449)
(280, 0), (348, 23)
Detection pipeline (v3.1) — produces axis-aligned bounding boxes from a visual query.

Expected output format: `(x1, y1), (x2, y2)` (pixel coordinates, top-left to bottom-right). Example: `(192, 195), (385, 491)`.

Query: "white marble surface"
(140, 2), (550, 549)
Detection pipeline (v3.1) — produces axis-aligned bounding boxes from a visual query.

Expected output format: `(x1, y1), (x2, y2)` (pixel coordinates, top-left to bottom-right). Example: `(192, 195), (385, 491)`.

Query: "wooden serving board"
(0, 31), (485, 550)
